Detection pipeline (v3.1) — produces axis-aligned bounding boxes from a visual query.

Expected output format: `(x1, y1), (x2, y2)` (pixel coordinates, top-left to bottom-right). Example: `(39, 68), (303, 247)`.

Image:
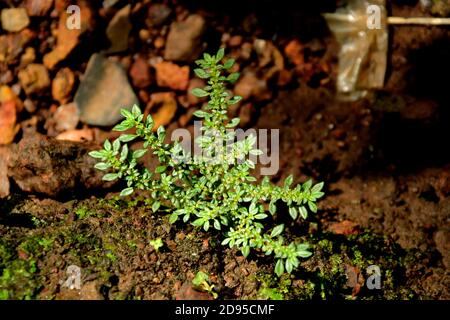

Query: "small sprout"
(149, 238), (164, 252)
(192, 271), (218, 299)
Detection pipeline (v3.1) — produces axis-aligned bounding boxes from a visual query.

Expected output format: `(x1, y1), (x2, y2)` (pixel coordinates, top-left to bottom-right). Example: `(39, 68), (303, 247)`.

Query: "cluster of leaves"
(90, 48), (325, 276)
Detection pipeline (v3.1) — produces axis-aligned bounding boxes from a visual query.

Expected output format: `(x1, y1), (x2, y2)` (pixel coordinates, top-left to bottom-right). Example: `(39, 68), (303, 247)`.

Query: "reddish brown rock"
(43, 2), (93, 69)
(284, 40), (304, 66)
(25, 0), (54, 16)
(8, 134), (113, 197)
(129, 56), (152, 89)
(175, 282), (213, 300)
(0, 29), (35, 64)
(0, 86), (21, 145)
(329, 220), (359, 235)
(145, 92), (178, 131)
(154, 61), (189, 91)
(0, 146), (11, 198)
(18, 63), (50, 95)
(164, 14), (205, 62)
(52, 68), (76, 104)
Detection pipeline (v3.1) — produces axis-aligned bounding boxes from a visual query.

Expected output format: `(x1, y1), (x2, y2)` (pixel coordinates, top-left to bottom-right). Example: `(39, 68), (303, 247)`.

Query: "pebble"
(104, 5), (132, 54)
(129, 56), (152, 89)
(145, 92), (178, 131)
(52, 68), (76, 104)
(43, 2), (92, 69)
(18, 63), (51, 95)
(53, 102), (79, 132)
(0, 146), (11, 198)
(74, 53), (138, 126)
(25, 0), (54, 17)
(20, 47), (36, 67)
(154, 61), (189, 91)
(0, 86), (20, 145)
(0, 29), (35, 64)
(164, 14), (206, 62)
(56, 128), (94, 142)
(1, 8), (30, 32)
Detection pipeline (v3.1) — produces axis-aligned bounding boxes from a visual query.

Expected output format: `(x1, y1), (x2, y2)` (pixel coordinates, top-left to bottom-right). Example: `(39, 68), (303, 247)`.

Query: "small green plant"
(90, 48), (324, 276)
(192, 271), (218, 299)
(149, 238), (164, 252)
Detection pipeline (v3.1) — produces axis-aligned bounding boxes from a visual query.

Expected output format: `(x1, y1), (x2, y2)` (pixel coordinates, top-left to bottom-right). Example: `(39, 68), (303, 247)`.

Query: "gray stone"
(104, 5), (132, 54)
(164, 14), (205, 62)
(75, 53), (138, 126)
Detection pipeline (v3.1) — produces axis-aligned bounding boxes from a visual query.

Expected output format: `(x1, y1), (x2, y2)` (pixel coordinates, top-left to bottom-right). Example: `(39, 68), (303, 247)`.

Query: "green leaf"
(193, 271), (209, 287)
(89, 151), (105, 159)
(104, 139), (112, 151)
(120, 109), (133, 119)
(241, 246), (250, 258)
(192, 218), (204, 227)
(297, 250), (312, 258)
(119, 134), (137, 143)
(203, 220), (210, 231)
(269, 201), (277, 215)
(94, 162), (110, 170)
(284, 174), (293, 188)
(120, 144), (128, 161)
(223, 58), (235, 70)
(226, 117), (240, 128)
(271, 224), (284, 237)
(216, 47), (225, 61)
(155, 166), (167, 174)
(213, 219), (221, 230)
(157, 126), (165, 141)
(152, 201), (160, 212)
(285, 259), (293, 273)
(145, 117), (153, 132)
(169, 213), (178, 224)
(102, 173), (118, 181)
(289, 207), (298, 220)
(221, 238), (231, 246)
(299, 206), (308, 219)
(228, 95), (242, 105)
(249, 202), (258, 215)
(113, 139), (120, 152)
(133, 149), (147, 159)
(191, 88), (209, 97)
(194, 68), (209, 79)
(113, 121), (132, 132)
(193, 110), (209, 118)
(120, 187), (133, 197)
(255, 213), (268, 220)
(303, 179), (312, 191)
(227, 72), (240, 83)
(275, 259), (284, 277)
(311, 182), (324, 193)
(132, 104), (141, 118)
(308, 201), (317, 213)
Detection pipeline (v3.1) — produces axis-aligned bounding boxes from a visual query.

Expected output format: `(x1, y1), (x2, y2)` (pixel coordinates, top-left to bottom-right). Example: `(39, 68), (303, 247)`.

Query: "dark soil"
(0, 0), (449, 300)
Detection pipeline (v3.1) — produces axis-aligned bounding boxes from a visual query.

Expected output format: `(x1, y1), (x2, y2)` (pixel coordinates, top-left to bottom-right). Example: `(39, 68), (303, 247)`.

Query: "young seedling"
(149, 238), (164, 252)
(192, 271), (218, 299)
(90, 48), (325, 276)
